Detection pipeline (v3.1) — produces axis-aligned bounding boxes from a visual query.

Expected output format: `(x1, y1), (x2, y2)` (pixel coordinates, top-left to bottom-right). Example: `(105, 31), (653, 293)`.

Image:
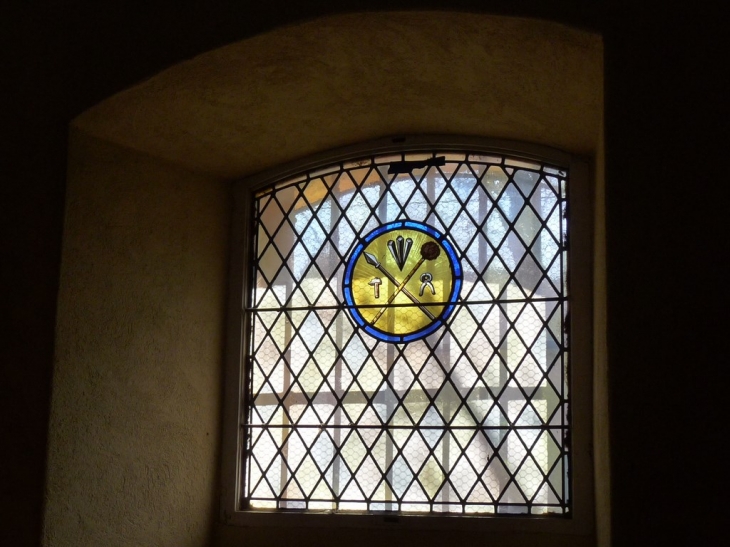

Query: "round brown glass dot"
(421, 241), (440, 260)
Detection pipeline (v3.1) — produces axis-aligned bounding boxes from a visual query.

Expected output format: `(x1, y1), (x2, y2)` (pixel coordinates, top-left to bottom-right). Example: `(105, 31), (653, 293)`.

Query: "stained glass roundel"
(343, 221), (462, 343)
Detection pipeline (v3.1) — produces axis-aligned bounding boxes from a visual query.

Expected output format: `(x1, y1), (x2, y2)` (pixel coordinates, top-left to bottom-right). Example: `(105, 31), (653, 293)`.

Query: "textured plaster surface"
(43, 131), (230, 547)
(75, 12), (603, 180)
(217, 524), (595, 547)
(593, 118), (611, 547)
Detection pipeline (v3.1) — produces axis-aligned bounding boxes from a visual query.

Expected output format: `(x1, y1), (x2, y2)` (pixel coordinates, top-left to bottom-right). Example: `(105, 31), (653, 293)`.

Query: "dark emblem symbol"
(387, 235), (413, 270)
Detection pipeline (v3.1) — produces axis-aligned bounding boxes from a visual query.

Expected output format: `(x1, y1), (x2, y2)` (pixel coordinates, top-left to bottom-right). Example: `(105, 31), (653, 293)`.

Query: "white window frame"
(220, 135), (594, 538)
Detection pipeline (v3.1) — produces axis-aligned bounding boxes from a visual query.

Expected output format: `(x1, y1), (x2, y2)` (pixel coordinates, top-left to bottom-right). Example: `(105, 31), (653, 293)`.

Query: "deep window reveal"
(237, 147), (573, 516)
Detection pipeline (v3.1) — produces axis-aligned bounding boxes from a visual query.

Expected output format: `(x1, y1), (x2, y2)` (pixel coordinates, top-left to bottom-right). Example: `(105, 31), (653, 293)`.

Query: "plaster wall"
(75, 12), (603, 178)
(216, 523), (594, 547)
(593, 118), (610, 547)
(43, 131), (230, 547)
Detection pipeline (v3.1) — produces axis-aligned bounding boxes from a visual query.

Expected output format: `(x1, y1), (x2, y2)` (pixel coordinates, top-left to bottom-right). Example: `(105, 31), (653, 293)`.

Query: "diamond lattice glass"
(242, 152), (569, 515)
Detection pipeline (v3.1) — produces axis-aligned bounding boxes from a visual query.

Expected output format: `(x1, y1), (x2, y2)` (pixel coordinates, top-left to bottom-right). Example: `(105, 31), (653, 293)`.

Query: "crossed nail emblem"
(363, 240), (441, 326)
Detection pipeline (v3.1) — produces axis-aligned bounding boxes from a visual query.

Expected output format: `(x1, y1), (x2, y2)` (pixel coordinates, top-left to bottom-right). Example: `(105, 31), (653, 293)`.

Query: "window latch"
(388, 156), (446, 174)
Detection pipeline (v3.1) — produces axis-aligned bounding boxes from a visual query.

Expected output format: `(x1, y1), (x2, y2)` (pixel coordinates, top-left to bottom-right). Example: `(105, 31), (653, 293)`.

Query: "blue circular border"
(343, 221), (462, 343)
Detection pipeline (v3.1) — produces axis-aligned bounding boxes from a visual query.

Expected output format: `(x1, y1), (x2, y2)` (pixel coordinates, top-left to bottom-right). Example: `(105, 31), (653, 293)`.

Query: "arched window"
(223, 136), (592, 525)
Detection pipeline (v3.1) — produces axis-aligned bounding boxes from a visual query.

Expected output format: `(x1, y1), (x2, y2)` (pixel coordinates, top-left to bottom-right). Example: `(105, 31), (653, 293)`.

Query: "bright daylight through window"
(238, 148), (571, 516)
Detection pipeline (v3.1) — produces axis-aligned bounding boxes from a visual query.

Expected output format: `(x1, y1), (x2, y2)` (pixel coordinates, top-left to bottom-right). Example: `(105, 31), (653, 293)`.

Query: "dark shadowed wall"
(1, 1), (723, 546)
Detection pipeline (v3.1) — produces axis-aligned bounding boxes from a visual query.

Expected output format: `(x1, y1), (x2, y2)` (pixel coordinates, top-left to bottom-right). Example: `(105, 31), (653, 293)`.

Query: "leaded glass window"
(241, 150), (570, 516)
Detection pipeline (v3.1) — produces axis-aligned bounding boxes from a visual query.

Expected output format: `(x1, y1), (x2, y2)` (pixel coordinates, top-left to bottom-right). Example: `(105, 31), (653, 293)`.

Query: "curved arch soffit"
(73, 11), (603, 179)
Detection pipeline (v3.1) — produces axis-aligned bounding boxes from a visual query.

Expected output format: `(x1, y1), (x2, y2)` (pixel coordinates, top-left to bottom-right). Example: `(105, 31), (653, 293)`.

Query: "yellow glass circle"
(349, 227), (456, 336)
